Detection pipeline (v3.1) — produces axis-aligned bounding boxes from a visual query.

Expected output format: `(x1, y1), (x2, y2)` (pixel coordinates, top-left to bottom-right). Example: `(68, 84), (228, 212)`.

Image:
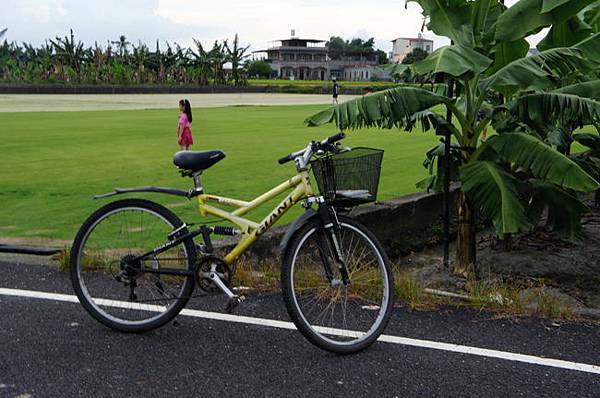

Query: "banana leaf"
(484, 132), (599, 192)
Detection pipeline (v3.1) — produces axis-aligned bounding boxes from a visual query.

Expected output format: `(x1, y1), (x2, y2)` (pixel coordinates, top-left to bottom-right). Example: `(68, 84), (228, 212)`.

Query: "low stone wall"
(0, 83), (367, 95)
(215, 189), (458, 263)
(0, 84), (267, 94)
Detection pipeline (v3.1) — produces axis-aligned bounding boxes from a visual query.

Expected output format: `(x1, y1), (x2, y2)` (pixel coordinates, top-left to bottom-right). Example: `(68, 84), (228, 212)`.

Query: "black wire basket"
(311, 147), (384, 207)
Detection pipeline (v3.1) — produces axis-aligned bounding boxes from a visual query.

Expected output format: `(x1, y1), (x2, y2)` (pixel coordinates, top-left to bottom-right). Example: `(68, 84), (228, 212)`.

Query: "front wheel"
(281, 215), (394, 354)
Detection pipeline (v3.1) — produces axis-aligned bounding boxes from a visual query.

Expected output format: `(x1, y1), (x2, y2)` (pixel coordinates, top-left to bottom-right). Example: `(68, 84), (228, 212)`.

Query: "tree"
(112, 35), (131, 58)
(131, 42), (149, 83)
(224, 33), (250, 86)
(208, 40), (227, 85)
(327, 36), (346, 60)
(376, 49), (389, 65)
(326, 36), (387, 63)
(50, 29), (87, 80)
(306, 0), (600, 276)
(401, 48), (429, 64)
(246, 60), (273, 78)
(190, 39), (211, 85)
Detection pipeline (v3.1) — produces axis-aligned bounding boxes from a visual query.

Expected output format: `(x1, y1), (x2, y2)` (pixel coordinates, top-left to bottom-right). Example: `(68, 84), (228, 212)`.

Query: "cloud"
(0, 0), (210, 47)
(1, 0), (546, 52)
(154, 0), (449, 51)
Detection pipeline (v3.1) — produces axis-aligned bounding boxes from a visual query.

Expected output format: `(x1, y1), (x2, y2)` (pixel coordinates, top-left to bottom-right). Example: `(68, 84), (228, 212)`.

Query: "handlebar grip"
(326, 132), (346, 144)
(278, 154), (293, 164)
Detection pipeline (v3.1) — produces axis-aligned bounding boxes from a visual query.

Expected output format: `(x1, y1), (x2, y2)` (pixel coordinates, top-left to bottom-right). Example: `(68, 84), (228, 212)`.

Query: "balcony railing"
(271, 61), (329, 68)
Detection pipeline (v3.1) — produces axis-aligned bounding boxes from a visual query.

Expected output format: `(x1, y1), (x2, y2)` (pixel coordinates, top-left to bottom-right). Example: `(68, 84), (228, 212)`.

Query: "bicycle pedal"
(225, 295), (245, 314)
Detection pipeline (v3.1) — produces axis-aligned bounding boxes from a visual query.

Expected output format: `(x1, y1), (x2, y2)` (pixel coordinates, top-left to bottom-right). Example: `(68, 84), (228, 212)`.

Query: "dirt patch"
(400, 205), (600, 312)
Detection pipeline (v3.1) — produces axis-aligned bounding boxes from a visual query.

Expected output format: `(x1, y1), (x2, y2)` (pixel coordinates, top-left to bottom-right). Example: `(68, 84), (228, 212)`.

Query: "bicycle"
(70, 132), (395, 354)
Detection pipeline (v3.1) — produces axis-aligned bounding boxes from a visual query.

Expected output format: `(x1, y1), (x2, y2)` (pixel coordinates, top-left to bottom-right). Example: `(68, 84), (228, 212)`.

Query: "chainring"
(196, 255), (233, 293)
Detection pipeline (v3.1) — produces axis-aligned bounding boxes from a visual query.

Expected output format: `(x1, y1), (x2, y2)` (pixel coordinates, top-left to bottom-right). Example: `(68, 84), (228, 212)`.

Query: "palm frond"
(305, 86), (449, 130)
(412, 44), (493, 78)
(573, 133), (600, 153)
(554, 80), (600, 100)
(484, 132), (599, 192)
(407, 0), (473, 47)
(494, 0), (596, 42)
(572, 32), (600, 64)
(479, 47), (589, 93)
(527, 180), (588, 240)
(460, 160), (529, 236)
(509, 92), (600, 127)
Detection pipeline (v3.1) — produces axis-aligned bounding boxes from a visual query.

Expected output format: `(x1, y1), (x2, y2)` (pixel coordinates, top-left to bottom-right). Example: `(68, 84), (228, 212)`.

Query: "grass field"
(0, 103), (440, 244)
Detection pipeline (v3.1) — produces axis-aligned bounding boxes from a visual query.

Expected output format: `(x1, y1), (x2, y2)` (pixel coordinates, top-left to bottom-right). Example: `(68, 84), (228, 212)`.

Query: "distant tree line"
(0, 29), (251, 86)
(326, 36), (389, 64)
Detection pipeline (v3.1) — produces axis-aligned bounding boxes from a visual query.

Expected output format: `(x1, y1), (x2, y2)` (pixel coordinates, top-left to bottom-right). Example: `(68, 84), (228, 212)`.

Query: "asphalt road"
(1, 259), (599, 397)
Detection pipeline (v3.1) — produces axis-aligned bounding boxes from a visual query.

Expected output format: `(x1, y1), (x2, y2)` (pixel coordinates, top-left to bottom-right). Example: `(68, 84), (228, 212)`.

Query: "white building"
(253, 31), (380, 81)
(391, 34), (434, 63)
(343, 66), (373, 81)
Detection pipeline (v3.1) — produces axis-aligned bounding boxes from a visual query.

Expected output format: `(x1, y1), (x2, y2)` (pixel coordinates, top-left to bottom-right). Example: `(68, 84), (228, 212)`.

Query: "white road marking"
(1, 287), (599, 375)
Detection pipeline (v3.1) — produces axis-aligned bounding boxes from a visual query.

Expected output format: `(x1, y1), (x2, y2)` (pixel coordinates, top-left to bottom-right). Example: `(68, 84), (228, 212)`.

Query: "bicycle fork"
(316, 205), (350, 286)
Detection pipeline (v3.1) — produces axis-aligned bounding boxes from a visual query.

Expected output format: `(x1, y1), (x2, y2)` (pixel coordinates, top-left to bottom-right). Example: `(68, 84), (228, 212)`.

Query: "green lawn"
(0, 104), (441, 243)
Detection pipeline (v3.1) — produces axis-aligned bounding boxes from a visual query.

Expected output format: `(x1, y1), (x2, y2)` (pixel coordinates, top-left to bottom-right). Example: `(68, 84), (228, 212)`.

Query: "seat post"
(192, 172), (204, 195)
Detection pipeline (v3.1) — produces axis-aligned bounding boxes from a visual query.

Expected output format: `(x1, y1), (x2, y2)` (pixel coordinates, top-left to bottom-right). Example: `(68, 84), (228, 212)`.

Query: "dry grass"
(393, 267), (444, 310)
(463, 277), (576, 319)
(53, 249), (70, 272)
(232, 258), (281, 293)
(55, 246), (579, 320)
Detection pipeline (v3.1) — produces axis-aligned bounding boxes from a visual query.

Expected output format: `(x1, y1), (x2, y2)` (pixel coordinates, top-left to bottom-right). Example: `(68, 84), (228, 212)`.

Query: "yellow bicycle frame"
(196, 170), (315, 264)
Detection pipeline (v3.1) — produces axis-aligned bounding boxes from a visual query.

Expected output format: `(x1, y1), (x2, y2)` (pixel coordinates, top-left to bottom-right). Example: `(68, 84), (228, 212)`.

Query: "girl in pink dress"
(177, 99), (194, 150)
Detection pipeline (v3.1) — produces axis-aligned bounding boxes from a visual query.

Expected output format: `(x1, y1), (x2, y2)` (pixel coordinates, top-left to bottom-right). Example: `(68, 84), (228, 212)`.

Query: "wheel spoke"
(71, 201), (195, 331)
(285, 219), (393, 352)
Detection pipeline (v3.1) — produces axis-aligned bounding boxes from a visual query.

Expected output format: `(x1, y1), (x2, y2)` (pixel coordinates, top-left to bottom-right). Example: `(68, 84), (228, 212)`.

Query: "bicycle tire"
(70, 198), (196, 333)
(281, 215), (394, 354)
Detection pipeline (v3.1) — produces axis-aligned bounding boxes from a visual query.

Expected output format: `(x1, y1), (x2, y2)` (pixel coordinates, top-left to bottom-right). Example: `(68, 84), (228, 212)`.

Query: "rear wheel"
(70, 199), (196, 332)
(281, 215), (394, 354)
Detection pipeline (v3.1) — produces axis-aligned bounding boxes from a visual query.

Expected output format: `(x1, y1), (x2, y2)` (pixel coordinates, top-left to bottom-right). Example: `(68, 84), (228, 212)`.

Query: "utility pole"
(443, 78), (454, 268)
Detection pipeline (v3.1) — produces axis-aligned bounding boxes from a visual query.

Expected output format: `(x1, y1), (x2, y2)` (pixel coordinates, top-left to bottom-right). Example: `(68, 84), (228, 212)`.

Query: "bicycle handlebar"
(278, 132), (346, 165)
(278, 154), (293, 164)
(324, 132), (346, 145)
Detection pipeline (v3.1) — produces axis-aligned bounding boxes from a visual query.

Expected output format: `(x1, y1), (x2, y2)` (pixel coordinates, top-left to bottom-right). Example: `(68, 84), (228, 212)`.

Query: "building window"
(366, 71), (369, 79)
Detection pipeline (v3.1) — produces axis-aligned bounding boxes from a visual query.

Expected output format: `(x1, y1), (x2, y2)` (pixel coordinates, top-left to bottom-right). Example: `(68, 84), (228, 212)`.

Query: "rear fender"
(94, 186), (192, 200)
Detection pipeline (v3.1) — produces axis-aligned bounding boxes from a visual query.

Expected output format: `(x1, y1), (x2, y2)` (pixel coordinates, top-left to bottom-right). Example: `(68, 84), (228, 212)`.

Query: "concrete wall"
(0, 83), (371, 95)
(0, 84), (268, 94)
(214, 189), (458, 263)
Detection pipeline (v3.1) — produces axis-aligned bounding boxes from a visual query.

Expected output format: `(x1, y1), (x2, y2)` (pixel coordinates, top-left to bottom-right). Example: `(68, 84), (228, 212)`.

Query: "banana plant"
(190, 39), (211, 85)
(305, 0), (600, 276)
(224, 34), (250, 86)
(50, 29), (87, 79)
(572, 132), (600, 208)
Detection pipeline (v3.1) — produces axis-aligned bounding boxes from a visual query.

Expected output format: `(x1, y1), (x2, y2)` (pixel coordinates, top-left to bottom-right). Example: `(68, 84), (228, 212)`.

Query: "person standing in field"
(332, 77), (340, 105)
(177, 99), (194, 150)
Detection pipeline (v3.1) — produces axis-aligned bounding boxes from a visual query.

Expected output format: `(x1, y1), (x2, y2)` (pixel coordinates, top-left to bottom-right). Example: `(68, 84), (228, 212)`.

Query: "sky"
(0, 0), (543, 54)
